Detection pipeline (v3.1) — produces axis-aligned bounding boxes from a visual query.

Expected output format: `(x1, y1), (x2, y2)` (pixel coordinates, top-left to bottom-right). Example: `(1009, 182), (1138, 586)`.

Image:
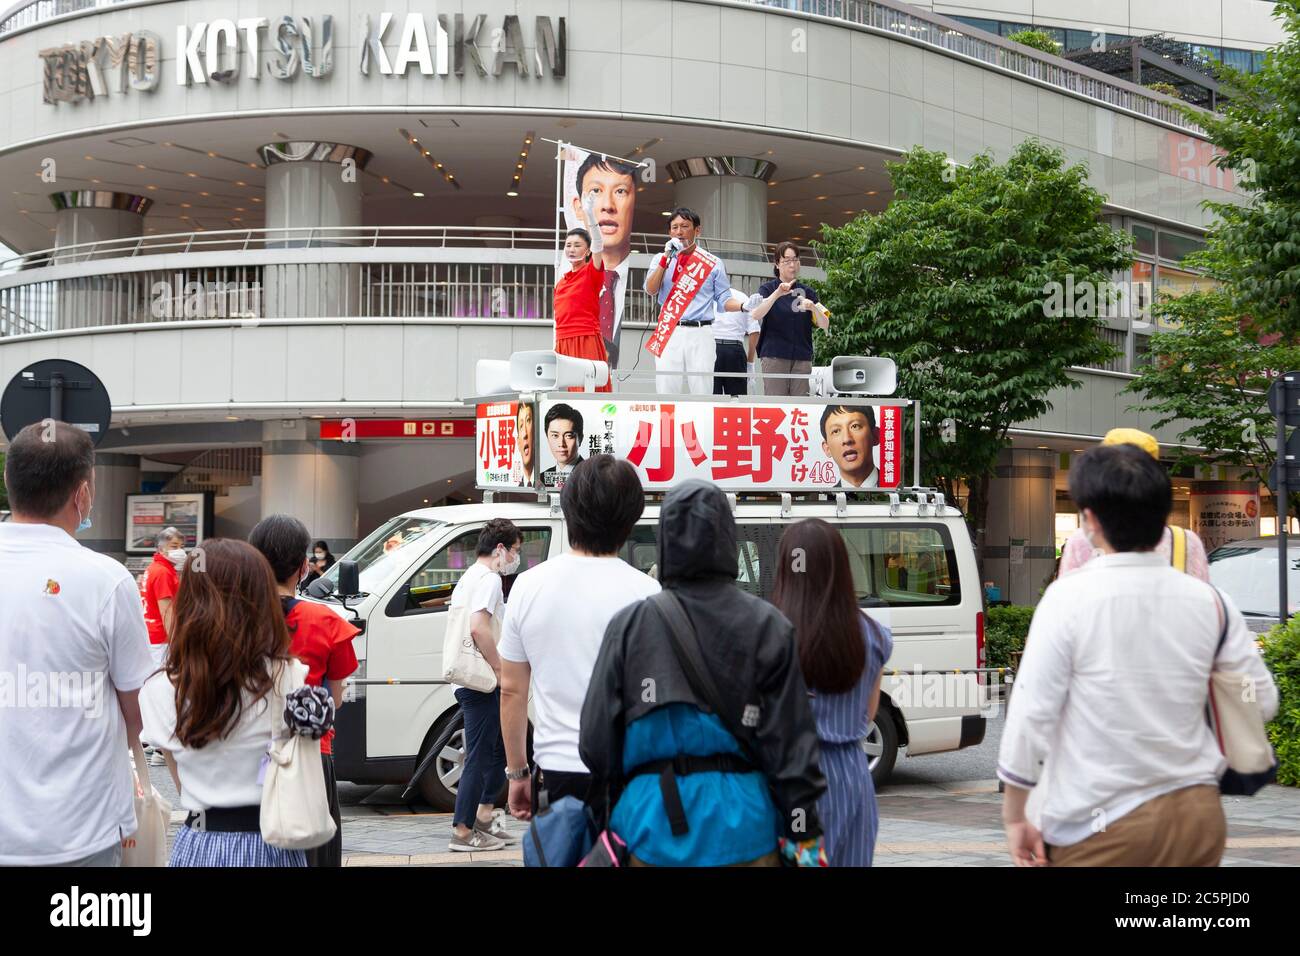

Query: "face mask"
(75, 484), (93, 533)
(314, 553), (325, 561)
(168, 548), (187, 565)
(497, 548), (521, 576)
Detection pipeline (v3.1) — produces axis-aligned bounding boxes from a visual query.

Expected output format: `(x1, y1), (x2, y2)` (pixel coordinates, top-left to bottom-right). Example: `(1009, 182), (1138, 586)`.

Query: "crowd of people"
(0, 414), (1283, 869)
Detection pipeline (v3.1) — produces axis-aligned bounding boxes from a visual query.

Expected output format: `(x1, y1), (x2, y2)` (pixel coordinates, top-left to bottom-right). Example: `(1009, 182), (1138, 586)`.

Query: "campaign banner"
(476, 401), (539, 490)
(530, 398), (904, 492)
(561, 144), (640, 367)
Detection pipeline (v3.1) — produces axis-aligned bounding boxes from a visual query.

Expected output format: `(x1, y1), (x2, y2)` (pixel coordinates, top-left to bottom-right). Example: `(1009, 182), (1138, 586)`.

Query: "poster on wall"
(560, 144), (642, 369)
(1189, 486), (1261, 553)
(527, 398), (904, 492)
(124, 492), (213, 553)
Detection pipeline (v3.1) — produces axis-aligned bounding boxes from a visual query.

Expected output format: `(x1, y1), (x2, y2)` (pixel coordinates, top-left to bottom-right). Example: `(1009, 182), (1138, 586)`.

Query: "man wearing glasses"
(748, 242), (826, 397)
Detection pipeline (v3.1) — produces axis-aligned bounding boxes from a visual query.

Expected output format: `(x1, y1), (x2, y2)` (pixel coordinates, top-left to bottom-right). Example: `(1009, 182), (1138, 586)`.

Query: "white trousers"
(655, 324), (716, 395)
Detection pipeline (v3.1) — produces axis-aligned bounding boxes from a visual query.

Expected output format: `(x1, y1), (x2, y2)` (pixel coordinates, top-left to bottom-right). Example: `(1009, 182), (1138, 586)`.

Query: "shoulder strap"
(1170, 525), (1187, 573)
(649, 591), (760, 768)
(1210, 585), (1229, 658)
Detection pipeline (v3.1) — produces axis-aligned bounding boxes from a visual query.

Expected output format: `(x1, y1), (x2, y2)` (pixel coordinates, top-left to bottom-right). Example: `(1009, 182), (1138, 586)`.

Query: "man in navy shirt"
(750, 242), (821, 396)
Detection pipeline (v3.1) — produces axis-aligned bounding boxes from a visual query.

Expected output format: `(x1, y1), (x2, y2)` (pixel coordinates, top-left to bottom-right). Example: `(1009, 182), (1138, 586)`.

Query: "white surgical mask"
(497, 548), (521, 576)
(168, 548), (187, 567)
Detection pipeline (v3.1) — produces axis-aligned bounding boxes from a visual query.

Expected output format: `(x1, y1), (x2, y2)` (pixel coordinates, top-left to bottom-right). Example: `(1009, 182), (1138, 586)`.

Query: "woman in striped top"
(772, 519), (894, 866)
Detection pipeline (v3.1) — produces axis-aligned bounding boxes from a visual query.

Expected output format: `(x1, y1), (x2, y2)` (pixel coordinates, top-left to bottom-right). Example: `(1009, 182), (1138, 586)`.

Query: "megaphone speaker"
(830, 356), (897, 396)
(508, 350), (610, 391)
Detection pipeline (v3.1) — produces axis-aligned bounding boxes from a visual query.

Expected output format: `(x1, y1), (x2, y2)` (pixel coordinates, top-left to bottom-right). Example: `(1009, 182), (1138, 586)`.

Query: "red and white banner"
(475, 401), (531, 488)
(490, 397), (905, 492)
(645, 248), (720, 358)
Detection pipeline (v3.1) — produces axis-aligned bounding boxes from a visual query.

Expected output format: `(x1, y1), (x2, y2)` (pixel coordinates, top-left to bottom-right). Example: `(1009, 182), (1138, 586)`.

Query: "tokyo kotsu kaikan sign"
(40, 13), (565, 105)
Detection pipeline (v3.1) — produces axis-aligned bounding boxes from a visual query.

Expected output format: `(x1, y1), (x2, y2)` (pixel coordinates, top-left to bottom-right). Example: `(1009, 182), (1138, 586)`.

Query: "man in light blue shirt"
(643, 207), (750, 394)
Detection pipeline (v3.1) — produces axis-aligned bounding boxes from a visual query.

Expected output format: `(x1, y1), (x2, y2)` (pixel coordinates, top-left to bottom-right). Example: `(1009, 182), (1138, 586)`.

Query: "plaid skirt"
(170, 825), (307, 867)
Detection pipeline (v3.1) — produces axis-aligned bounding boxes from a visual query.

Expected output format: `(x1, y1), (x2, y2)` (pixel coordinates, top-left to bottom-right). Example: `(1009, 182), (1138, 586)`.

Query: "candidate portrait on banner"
(563, 147), (639, 370)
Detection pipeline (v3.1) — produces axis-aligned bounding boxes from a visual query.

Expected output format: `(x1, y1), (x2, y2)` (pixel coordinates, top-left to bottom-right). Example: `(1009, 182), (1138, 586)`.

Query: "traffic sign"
(1267, 371), (1300, 426)
(1, 360), (112, 446)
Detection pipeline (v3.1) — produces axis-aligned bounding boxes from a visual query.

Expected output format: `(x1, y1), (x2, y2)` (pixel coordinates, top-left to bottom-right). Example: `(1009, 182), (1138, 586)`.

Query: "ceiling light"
(200, 191), (209, 196)
(235, 181), (246, 187)
(84, 154), (93, 160)
(136, 163), (146, 170)
(507, 190), (519, 197)
(412, 191), (425, 197)
(661, 211), (671, 216)
(186, 172), (198, 178)
(248, 163), (258, 169)
(867, 190), (877, 196)
(207, 151), (217, 158)
(768, 200), (779, 205)
(235, 207), (245, 212)
(91, 178), (101, 184)
(251, 197), (261, 203)
(812, 173), (822, 178)
(146, 185), (158, 190)
(792, 212), (803, 218)
(382, 177), (390, 184)
(816, 195), (828, 200)
(857, 165), (866, 171)
(180, 202), (191, 208)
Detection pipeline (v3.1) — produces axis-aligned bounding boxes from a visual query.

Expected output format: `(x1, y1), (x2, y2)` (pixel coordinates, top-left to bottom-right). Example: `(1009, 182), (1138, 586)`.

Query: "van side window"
(391, 527), (553, 616)
(616, 521), (775, 595)
(838, 525), (960, 607)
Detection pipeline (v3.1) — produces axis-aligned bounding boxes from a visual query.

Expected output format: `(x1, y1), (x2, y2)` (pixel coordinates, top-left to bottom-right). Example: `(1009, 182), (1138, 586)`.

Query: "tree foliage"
(1175, 0), (1300, 339)
(812, 142), (1131, 543)
(1128, 263), (1300, 514)
(1006, 29), (1061, 56)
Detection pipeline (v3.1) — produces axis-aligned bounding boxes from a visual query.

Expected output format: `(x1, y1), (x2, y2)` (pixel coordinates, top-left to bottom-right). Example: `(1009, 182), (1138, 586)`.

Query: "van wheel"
(414, 710), (534, 812)
(416, 712), (465, 812)
(862, 709), (899, 786)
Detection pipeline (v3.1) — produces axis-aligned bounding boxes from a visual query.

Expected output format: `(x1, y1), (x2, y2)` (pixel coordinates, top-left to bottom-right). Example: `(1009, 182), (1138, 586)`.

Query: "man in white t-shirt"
(446, 518), (521, 853)
(500, 456), (660, 820)
(0, 421), (154, 866)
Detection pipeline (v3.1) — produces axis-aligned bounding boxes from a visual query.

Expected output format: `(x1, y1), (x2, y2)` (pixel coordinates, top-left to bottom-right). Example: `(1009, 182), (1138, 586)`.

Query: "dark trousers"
(306, 754), (341, 868)
(453, 687), (506, 829)
(713, 340), (748, 396)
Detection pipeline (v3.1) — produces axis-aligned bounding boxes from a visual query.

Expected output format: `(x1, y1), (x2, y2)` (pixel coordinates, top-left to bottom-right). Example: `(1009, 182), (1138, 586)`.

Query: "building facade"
(0, 0), (1278, 600)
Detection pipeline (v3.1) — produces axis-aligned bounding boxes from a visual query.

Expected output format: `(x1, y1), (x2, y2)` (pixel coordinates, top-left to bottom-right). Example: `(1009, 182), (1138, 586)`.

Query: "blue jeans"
(453, 687), (506, 829)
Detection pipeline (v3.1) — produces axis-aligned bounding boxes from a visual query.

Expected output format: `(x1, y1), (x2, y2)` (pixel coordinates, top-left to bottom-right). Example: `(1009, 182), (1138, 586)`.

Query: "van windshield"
(1208, 545), (1300, 617)
(315, 516), (445, 598)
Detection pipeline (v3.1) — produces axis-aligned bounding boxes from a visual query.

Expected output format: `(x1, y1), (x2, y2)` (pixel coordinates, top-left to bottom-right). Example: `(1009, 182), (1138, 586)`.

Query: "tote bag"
(1208, 588), (1278, 795)
(441, 597), (499, 693)
(260, 660), (337, 850)
(122, 740), (171, 867)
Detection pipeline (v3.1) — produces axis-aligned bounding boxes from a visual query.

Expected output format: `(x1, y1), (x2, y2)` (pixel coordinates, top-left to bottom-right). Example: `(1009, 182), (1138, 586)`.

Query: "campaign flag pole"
(1268, 370), (1300, 625)
(552, 139), (566, 295)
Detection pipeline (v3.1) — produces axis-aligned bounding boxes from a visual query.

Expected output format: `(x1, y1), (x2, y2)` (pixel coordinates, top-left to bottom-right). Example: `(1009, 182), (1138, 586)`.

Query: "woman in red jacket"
(553, 191), (612, 393)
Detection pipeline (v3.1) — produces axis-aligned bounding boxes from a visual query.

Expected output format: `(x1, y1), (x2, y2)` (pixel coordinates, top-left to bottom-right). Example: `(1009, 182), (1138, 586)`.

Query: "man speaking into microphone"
(643, 207), (750, 395)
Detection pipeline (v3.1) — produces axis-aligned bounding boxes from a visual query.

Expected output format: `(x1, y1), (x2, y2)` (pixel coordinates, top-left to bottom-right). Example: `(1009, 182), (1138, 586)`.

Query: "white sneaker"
(475, 811), (519, 844)
(448, 829), (505, 852)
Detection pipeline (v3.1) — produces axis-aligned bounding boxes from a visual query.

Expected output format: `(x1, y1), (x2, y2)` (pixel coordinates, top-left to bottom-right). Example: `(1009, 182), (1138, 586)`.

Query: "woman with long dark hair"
(771, 518), (893, 866)
(139, 538), (308, 867)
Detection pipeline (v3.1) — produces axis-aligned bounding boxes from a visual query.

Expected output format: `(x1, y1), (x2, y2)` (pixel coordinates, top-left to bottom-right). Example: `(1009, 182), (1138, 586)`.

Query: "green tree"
(1006, 29), (1061, 56)
(1144, 81), (1183, 99)
(813, 142), (1131, 550)
(1174, 0), (1300, 339)
(1127, 275), (1300, 517)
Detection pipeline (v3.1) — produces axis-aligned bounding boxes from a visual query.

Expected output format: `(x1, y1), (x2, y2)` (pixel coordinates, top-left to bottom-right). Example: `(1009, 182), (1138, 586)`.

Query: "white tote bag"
(260, 660), (337, 850)
(441, 602), (499, 692)
(1208, 588), (1277, 795)
(122, 740), (171, 867)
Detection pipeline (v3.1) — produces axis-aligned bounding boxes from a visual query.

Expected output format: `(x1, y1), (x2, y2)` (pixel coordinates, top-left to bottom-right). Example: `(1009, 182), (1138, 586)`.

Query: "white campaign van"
(306, 492), (988, 810)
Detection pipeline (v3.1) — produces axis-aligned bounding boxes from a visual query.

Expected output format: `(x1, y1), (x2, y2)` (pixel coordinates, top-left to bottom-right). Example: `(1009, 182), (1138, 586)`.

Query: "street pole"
(1279, 401), (1288, 627)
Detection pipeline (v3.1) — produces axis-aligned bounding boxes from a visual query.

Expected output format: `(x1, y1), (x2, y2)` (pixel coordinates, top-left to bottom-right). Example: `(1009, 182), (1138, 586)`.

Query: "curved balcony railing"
(0, 226), (823, 337)
(1, 0), (1204, 133)
(0, 226), (810, 275)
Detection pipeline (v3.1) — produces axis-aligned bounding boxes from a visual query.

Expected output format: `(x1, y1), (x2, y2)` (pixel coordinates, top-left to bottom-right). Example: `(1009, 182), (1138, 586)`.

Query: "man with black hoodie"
(580, 480), (826, 866)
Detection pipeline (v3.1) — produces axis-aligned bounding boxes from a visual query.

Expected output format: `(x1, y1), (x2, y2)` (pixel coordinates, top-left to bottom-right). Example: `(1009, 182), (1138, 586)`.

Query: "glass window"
(837, 524), (961, 607)
(1132, 223), (1156, 256)
(618, 521), (776, 597)
(950, 16), (1000, 36)
(315, 516), (445, 599)
(1065, 30), (1101, 52)
(999, 21), (1036, 37)
(1254, 51), (1267, 73)
(1158, 231), (1205, 264)
(1222, 48), (1254, 73)
(1156, 264), (1214, 299)
(393, 526), (552, 615)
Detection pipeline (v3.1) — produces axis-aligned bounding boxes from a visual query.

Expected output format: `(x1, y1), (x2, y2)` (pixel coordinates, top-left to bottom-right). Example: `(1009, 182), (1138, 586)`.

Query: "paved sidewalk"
(148, 763), (1300, 866)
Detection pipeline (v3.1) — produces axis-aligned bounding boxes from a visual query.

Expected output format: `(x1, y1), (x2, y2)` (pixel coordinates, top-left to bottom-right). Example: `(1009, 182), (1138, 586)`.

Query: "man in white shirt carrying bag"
(445, 518), (522, 853)
(0, 421), (154, 866)
(998, 443), (1278, 867)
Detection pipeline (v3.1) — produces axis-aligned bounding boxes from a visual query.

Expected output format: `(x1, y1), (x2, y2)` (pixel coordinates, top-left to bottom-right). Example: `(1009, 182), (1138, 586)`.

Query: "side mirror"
(337, 560), (360, 598)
